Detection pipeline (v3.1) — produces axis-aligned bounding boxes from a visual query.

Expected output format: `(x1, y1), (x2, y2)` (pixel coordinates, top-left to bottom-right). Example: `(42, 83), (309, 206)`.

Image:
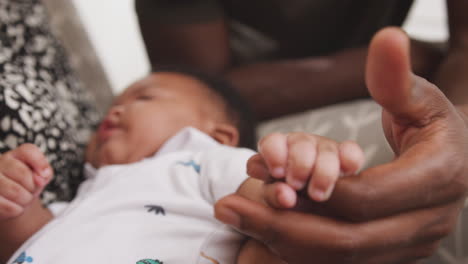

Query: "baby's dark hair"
(152, 66), (257, 149)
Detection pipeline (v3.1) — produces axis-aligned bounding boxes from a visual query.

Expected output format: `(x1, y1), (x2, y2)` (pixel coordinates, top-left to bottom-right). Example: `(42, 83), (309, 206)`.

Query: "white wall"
(72, 0), (150, 94)
(72, 0), (449, 94)
(403, 0), (448, 41)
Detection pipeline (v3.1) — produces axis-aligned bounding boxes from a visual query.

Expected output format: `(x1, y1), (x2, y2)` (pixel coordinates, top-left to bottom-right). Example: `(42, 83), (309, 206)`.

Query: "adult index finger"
(215, 194), (458, 264)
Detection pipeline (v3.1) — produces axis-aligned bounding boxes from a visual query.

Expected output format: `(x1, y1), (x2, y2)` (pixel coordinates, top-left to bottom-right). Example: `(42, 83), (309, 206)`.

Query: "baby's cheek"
(84, 133), (99, 163)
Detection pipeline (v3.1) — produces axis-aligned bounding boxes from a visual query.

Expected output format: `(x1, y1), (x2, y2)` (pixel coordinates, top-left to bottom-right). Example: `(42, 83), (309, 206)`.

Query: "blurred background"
(71, 0), (448, 94)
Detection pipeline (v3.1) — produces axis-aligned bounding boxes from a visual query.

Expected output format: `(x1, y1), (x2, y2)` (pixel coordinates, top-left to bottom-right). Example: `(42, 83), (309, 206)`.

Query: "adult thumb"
(366, 27), (453, 126)
(215, 194), (277, 241)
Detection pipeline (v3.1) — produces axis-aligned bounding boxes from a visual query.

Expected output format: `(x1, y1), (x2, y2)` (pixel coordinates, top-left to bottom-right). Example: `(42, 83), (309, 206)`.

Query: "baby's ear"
(210, 123), (240, 147)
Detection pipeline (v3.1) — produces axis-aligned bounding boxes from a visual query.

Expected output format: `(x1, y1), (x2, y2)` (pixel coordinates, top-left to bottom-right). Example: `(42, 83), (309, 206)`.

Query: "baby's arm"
(234, 132), (364, 264)
(0, 144), (54, 262)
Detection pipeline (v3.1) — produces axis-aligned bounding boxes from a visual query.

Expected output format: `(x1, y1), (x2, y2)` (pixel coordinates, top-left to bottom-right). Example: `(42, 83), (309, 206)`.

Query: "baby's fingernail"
(271, 167), (285, 178)
(310, 185), (335, 202)
(279, 188), (297, 208)
(310, 189), (326, 201)
(34, 173), (44, 184)
(287, 178), (305, 190)
(40, 168), (53, 180)
(215, 207), (241, 229)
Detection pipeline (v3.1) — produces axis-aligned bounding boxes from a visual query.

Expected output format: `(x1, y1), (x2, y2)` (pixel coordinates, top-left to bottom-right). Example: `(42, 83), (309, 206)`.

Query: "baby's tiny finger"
(286, 133), (317, 190)
(262, 182), (297, 209)
(0, 174), (34, 206)
(308, 143), (340, 202)
(339, 141), (365, 175)
(11, 144), (50, 177)
(246, 154), (270, 181)
(258, 133), (288, 179)
(33, 167), (53, 188)
(0, 154), (35, 192)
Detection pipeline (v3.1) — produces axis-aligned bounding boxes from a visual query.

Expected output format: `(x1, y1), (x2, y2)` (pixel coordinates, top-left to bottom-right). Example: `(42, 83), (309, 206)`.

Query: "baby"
(0, 68), (364, 264)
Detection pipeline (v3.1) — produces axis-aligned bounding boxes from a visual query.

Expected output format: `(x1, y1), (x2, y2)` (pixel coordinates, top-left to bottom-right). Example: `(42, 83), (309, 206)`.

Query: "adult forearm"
(226, 48), (368, 120)
(226, 40), (442, 120)
(0, 200), (52, 262)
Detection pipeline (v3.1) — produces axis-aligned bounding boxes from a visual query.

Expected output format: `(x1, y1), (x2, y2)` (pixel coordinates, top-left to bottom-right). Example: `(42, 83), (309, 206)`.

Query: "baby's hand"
(0, 144), (53, 220)
(248, 133), (364, 208)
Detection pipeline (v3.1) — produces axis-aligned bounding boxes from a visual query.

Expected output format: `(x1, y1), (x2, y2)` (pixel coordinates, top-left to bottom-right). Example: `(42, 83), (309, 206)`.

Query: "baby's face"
(86, 72), (223, 167)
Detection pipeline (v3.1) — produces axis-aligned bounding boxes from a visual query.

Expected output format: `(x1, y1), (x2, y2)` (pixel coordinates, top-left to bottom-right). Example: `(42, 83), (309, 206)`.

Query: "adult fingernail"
(216, 207), (241, 229)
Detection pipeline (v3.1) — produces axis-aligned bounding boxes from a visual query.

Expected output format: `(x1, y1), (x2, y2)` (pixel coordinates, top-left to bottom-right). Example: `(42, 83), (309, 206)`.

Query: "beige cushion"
(258, 99), (393, 168)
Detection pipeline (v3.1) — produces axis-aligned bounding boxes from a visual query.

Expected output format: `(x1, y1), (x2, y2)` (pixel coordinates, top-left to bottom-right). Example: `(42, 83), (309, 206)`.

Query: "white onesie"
(8, 127), (255, 264)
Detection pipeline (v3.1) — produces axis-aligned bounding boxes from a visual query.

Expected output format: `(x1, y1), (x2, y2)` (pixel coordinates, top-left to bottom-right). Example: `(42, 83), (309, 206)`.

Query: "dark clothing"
(135, 0), (414, 60)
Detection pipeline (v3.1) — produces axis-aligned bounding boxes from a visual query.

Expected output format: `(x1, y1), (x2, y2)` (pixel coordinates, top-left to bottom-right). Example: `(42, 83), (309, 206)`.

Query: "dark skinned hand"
(215, 27), (468, 264)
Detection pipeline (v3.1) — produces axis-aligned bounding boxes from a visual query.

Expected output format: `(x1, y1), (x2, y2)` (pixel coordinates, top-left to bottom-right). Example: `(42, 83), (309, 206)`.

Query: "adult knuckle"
(331, 226), (364, 259)
(329, 224), (365, 255)
(412, 78), (450, 125)
(433, 145), (467, 191)
(340, 234), (363, 254)
(453, 160), (468, 196)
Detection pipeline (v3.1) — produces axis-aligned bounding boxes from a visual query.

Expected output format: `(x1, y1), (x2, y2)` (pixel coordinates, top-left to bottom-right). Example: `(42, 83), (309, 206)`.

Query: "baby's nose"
(108, 104), (125, 116)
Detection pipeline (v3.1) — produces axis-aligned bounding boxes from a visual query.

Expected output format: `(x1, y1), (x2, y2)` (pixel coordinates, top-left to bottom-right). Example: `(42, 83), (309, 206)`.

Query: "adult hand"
(215, 27), (468, 264)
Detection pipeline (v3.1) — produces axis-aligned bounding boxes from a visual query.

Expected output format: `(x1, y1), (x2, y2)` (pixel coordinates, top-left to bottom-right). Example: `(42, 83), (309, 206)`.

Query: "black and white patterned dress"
(0, 0), (100, 203)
